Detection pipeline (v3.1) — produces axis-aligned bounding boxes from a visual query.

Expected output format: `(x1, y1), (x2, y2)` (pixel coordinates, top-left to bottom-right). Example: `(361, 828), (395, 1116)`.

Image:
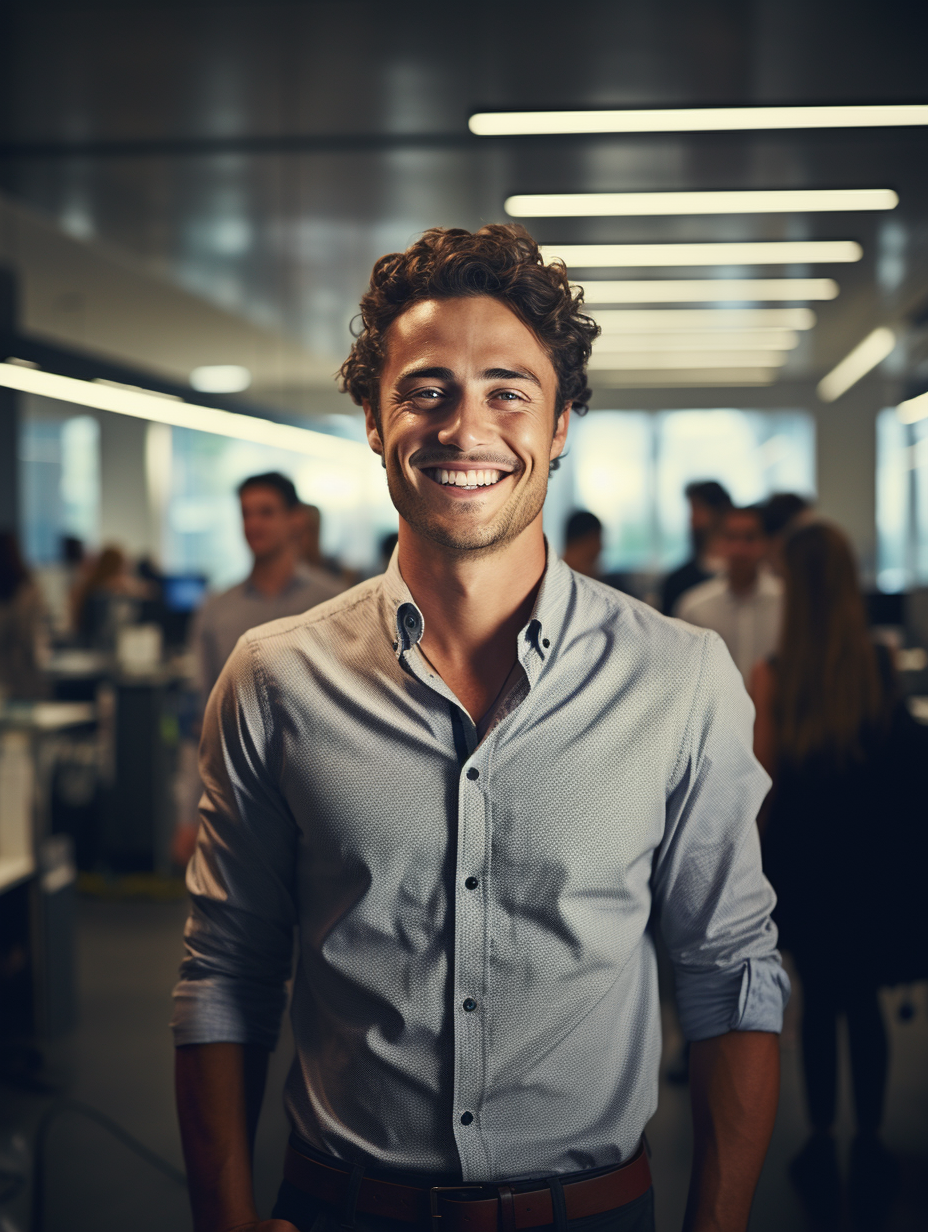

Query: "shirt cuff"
(171, 975), (286, 1050)
(676, 956), (791, 1041)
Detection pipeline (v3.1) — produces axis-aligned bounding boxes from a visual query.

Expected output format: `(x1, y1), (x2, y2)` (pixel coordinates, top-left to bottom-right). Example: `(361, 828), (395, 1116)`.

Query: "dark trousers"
(795, 954), (889, 1134)
(272, 1178), (655, 1232)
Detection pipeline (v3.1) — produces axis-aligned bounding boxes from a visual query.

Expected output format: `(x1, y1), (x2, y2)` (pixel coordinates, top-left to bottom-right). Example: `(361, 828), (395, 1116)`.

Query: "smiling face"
(364, 296), (570, 558)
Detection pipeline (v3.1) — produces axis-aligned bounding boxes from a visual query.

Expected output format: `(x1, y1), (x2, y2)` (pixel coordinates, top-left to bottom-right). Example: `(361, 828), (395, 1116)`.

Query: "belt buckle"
(429, 1185), (485, 1232)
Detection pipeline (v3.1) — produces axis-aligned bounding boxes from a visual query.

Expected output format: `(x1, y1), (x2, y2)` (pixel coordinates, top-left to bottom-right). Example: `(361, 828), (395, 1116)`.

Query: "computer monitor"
(162, 574), (208, 614)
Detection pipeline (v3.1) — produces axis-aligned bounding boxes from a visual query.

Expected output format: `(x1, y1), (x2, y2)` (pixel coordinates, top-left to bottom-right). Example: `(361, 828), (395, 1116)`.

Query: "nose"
(435, 388), (492, 452)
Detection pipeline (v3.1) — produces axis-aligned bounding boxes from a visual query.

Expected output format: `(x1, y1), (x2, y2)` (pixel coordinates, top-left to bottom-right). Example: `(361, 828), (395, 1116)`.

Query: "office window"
(19, 407), (99, 564)
(165, 424), (396, 589)
(549, 409), (815, 574)
(876, 407), (928, 591)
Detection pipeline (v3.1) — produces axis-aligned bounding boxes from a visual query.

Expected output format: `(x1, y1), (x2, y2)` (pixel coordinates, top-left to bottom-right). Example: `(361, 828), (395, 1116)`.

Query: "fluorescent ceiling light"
(816, 327), (896, 401)
(592, 308), (815, 331)
(506, 189), (897, 217)
(588, 351), (787, 370)
(579, 278), (838, 303)
(190, 364), (252, 393)
(470, 104), (928, 136)
(898, 391), (928, 424)
(541, 241), (862, 267)
(589, 369), (779, 387)
(0, 363), (365, 463)
(591, 330), (799, 352)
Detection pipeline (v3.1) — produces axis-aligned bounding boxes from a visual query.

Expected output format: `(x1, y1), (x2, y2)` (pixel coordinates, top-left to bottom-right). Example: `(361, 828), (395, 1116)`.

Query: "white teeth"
(430, 467), (506, 487)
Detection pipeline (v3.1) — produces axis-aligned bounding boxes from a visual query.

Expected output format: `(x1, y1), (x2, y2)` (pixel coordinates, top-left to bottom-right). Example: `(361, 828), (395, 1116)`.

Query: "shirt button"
(460, 1111), (474, 1125)
(466, 767), (479, 781)
(404, 614), (417, 629)
(542, 637), (550, 648)
(464, 876), (479, 890)
(462, 997), (477, 1012)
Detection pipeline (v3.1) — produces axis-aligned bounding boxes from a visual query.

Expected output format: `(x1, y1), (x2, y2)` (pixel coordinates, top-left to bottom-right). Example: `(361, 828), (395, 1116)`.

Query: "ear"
(550, 404), (572, 462)
(363, 400), (384, 458)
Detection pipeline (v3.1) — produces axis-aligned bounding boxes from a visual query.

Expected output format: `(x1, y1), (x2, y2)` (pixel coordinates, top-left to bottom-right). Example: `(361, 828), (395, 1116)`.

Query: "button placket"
(451, 752), (490, 1178)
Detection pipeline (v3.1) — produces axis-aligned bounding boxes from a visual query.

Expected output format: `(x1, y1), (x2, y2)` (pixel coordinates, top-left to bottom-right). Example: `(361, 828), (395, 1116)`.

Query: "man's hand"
(682, 1031), (780, 1232)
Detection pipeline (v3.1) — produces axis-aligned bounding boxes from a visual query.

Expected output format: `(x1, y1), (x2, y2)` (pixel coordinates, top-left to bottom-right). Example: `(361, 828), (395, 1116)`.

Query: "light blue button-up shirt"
(172, 549), (788, 1182)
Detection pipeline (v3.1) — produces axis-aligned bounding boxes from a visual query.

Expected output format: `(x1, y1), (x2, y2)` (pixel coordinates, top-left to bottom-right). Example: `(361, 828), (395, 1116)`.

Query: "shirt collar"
(380, 540), (574, 679)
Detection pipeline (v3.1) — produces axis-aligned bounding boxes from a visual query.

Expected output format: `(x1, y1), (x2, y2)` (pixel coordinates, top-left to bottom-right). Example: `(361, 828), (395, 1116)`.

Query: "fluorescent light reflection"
(0, 363), (365, 462)
(591, 330), (799, 352)
(589, 369), (779, 387)
(579, 279), (838, 303)
(897, 391), (928, 424)
(541, 242), (863, 267)
(816, 328), (897, 402)
(588, 352), (787, 370)
(470, 104), (928, 136)
(507, 189), (897, 217)
(190, 364), (252, 393)
(592, 308), (816, 331)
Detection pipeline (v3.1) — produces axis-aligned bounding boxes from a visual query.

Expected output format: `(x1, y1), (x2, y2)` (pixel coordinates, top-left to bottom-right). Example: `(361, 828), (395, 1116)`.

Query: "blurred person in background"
(660, 480), (731, 615)
(752, 521), (925, 1224)
(561, 509), (603, 577)
(676, 505), (782, 684)
(379, 530), (399, 571)
(0, 531), (48, 701)
(71, 543), (150, 648)
(171, 472), (343, 865)
(761, 492), (813, 575)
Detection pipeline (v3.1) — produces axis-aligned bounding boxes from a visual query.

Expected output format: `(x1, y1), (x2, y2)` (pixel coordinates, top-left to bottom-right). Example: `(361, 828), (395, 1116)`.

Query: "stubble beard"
(385, 457), (549, 559)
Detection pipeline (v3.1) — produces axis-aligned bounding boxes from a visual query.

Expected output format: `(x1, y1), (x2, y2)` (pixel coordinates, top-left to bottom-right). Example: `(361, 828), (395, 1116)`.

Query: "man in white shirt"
(675, 505), (782, 683)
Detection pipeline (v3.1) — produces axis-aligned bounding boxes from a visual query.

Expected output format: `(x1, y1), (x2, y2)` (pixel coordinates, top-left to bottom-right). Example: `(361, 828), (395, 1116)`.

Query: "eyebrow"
(396, 365), (542, 388)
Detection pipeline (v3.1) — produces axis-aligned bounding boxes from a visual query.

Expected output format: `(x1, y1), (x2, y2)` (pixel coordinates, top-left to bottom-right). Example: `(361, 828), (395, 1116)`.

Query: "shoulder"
(675, 574), (726, 617)
(197, 581), (246, 622)
(572, 570), (723, 673)
(240, 575), (382, 657)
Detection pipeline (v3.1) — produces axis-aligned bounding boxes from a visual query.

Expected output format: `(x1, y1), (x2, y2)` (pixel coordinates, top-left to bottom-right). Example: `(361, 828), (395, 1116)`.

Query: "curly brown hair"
(339, 224), (599, 424)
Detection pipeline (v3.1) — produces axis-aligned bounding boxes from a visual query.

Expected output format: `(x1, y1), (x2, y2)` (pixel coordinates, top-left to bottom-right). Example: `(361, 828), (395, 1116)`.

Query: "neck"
(728, 569), (758, 598)
(250, 547), (297, 597)
(398, 517), (547, 666)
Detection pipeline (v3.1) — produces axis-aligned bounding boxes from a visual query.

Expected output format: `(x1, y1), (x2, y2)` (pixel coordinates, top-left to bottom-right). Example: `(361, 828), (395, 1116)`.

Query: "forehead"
(725, 511), (763, 533)
(383, 296), (555, 379)
(241, 486), (286, 508)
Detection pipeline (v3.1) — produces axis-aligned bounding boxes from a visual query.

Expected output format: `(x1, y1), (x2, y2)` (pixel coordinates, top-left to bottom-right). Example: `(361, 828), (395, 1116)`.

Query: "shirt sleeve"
(653, 630), (790, 1041)
(171, 634), (297, 1049)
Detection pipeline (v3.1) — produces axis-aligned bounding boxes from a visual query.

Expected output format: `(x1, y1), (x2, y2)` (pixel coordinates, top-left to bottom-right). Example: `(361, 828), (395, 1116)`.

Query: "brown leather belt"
(284, 1142), (652, 1232)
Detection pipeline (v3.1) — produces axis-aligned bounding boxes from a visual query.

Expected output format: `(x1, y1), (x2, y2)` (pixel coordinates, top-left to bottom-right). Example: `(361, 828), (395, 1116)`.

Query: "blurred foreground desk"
(0, 702), (96, 1045)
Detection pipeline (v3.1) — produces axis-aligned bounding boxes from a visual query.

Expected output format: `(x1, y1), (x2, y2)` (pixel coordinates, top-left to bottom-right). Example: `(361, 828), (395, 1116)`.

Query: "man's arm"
(175, 1042), (297, 1232)
(683, 1031), (780, 1232)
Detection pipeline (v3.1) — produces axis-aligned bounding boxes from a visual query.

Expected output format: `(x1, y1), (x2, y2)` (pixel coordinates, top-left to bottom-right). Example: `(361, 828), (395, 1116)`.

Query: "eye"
(408, 387), (445, 402)
(492, 389), (527, 404)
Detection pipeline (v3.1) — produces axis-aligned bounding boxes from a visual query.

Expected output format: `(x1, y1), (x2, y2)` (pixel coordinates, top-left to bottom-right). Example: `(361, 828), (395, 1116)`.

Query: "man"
(173, 225), (788, 1232)
(561, 510), (603, 578)
(675, 505), (783, 684)
(170, 472), (343, 864)
(660, 481), (731, 616)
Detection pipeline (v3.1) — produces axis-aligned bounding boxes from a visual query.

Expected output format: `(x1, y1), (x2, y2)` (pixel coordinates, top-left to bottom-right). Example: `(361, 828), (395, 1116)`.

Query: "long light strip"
(592, 307), (815, 331)
(588, 351), (787, 370)
(591, 330), (799, 352)
(816, 328), (896, 401)
(898, 391), (928, 425)
(541, 241), (862, 267)
(579, 278), (838, 303)
(470, 105), (928, 136)
(507, 189), (897, 217)
(589, 369), (778, 387)
(0, 362), (366, 462)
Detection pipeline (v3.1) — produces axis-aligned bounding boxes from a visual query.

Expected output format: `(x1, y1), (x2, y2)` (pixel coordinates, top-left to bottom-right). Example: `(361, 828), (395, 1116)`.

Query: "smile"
(422, 467), (510, 491)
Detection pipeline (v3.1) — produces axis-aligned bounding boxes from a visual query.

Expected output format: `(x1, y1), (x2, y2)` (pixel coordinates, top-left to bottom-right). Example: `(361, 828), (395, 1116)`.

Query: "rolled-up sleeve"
(654, 631), (790, 1041)
(171, 634), (297, 1049)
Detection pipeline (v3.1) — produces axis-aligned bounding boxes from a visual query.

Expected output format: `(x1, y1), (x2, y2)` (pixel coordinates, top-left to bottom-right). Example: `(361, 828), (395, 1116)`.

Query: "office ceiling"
(1, 0), (928, 412)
